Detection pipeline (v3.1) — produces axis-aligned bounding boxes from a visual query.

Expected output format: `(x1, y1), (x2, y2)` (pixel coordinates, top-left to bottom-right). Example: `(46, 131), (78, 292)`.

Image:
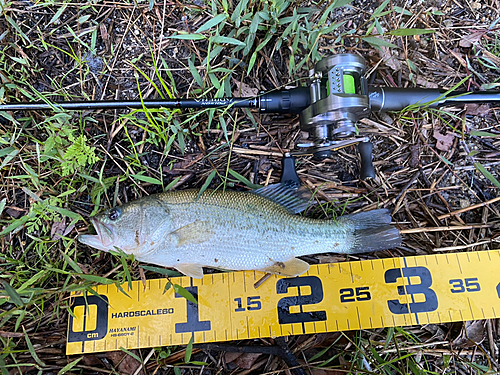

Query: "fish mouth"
(78, 218), (115, 251)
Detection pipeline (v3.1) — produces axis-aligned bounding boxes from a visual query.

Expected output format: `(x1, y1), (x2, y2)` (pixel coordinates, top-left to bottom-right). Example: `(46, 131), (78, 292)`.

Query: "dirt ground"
(1, 0), (500, 374)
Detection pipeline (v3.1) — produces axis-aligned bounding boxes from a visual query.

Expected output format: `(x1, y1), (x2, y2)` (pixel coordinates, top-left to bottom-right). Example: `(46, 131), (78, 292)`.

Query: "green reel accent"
(343, 74), (356, 94)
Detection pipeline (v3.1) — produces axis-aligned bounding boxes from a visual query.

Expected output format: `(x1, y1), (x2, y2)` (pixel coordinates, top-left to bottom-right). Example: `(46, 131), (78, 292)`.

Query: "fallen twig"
(437, 196), (500, 220)
(400, 224), (494, 234)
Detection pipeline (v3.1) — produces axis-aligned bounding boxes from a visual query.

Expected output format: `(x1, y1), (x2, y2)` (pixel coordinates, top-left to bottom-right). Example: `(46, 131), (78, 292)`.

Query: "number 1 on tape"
(66, 250), (500, 354)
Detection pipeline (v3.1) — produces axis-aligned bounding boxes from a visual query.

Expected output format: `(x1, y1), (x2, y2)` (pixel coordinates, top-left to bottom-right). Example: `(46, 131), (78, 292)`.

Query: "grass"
(0, 0), (500, 373)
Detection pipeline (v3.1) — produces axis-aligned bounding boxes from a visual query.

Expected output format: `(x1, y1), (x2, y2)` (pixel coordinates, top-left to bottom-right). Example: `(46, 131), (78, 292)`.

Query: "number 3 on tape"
(385, 266), (438, 316)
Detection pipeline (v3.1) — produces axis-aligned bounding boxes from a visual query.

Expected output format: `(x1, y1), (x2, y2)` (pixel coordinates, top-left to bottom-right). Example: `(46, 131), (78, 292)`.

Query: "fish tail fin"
(339, 209), (401, 253)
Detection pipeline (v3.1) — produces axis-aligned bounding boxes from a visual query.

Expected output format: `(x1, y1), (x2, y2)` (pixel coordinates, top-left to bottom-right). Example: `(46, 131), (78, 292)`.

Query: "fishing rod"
(2, 54), (500, 179)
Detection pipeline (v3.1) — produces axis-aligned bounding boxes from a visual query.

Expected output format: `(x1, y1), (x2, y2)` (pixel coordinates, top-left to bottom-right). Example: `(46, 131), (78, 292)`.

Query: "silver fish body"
(79, 186), (401, 278)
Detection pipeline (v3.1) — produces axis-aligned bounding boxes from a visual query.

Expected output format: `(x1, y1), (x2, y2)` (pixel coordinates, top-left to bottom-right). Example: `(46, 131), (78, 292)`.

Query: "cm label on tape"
(66, 250), (500, 355)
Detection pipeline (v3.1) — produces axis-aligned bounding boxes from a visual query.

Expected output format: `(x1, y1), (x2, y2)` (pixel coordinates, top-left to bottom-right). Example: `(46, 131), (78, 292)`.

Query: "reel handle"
(358, 141), (376, 180)
(280, 154), (301, 189)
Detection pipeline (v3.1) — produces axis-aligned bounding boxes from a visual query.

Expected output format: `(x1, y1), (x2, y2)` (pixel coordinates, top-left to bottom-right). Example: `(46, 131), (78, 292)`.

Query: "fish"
(78, 184), (401, 279)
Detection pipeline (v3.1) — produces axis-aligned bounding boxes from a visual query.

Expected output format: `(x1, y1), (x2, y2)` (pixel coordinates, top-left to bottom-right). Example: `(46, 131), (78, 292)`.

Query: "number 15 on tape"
(66, 250), (500, 355)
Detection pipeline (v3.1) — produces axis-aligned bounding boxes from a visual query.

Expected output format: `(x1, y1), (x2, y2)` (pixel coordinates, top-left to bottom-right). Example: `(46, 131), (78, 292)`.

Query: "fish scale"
(162, 191), (351, 267)
(79, 185), (402, 278)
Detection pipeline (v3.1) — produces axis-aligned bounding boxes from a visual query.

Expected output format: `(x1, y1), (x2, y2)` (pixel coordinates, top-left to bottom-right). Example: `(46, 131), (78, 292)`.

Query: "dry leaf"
(99, 23), (109, 40)
(310, 369), (347, 375)
(81, 354), (103, 367)
(51, 218), (66, 240)
(372, 30), (401, 71)
(0, 331), (23, 338)
(452, 320), (485, 348)
(410, 144), (420, 168)
(224, 352), (243, 364)
(459, 31), (484, 48)
(163, 153), (202, 175)
(106, 350), (144, 375)
(315, 255), (347, 264)
(470, 2), (481, 9)
(78, 262), (90, 274)
(139, 267), (147, 290)
(465, 103), (490, 116)
(433, 129), (455, 152)
(233, 352), (262, 369)
(313, 332), (343, 347)
(416, 77), (439, 89)
(5, 207), (24, 219)
(379, 48), (402, 71)
(233, 80), (259, 97)
(422, 324), (446, 341)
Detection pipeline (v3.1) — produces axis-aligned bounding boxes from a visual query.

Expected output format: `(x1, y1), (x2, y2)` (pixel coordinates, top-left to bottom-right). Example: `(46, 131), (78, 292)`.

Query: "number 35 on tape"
(66, 250), (500, 354)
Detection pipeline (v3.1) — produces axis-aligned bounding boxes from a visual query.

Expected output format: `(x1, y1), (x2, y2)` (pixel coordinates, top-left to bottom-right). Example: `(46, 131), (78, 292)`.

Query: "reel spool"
(297, 54), (372, 162)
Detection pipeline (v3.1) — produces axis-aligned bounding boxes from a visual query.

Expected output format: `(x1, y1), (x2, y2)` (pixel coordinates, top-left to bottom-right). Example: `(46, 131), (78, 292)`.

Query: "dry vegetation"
(1, 0), (500, 374)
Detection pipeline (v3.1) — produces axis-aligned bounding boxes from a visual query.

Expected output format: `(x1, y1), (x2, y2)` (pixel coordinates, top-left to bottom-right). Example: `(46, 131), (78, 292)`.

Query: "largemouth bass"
(79, 184), (401, 278)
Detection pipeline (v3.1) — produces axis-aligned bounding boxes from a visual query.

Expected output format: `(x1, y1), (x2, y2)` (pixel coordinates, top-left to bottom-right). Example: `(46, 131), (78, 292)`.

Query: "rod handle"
(259, 87), (310, 114)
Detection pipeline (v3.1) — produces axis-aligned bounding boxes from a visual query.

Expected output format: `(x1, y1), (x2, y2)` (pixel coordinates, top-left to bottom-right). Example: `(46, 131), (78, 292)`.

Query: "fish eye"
(108, 208), (121, 221)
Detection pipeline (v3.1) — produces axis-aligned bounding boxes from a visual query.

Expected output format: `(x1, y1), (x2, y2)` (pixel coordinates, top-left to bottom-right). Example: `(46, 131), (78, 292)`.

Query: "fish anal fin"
(171, 220), (213, 247)
(261, 258), (310, 276)
(175, 263), (204, 279)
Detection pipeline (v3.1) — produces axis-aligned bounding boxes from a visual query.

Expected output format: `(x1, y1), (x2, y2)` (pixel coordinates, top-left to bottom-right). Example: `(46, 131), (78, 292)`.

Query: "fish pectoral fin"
(170, 220), (213, 247)
(175, 263), (204, 279)
(261, 258), (310, 276)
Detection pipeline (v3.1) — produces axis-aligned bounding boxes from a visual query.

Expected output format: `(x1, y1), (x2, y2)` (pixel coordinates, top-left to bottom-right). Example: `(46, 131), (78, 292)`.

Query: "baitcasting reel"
(297, 54), (370, 159)
(293, 54), (375, 178)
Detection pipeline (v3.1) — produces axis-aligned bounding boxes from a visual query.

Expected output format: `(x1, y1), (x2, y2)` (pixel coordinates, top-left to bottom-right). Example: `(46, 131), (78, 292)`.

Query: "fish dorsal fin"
(175, 263), (204, 279)
(252, 183), (312, 214)
(170, 220), (213, 247)
(261, 258), (310, 276)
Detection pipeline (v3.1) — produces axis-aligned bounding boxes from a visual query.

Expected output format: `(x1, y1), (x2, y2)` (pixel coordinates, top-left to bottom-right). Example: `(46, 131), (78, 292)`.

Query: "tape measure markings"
(66, 250), (500, 355)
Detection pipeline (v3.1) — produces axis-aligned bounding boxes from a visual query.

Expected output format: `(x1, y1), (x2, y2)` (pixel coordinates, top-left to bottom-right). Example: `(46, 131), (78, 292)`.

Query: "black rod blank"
(368, 87), (500, 112)
(0, 98), (258, 112)
(0, 87), (499, 113)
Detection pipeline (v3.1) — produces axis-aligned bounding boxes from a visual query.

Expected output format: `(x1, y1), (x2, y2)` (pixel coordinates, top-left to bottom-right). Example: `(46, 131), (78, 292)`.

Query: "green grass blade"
(131, 174), (163, 185)
(57, 357), (82, 375)
(389, 28), (436, 36)
(196, 14), (227, 33)
(197, 169), (217, 199)
(474, 162), (500, 189)
(0, 198), (6, 215)
(23, 327), (46, 367)
(228, 169), (261, 189)
(170, 33), (206, 40)
(0, 279), (23, 306)
(140, 266), (182, 277)
(173, 284), (197, 305)
(470, 130), (499, 137)
(47, 3), (68, 27)
(79, 274), (114, 284)
(362, 36), (399, 48)
(211, 35), (246, 46)
(164, 176), (182, 191)
(184, 336), (194, 362)
(188, 57), (203, 87)
(119, 347), (144, 364)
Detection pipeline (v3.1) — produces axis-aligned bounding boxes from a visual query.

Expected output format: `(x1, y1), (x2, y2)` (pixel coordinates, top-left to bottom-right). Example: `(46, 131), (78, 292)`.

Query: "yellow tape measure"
(66, 250), (500, 355)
